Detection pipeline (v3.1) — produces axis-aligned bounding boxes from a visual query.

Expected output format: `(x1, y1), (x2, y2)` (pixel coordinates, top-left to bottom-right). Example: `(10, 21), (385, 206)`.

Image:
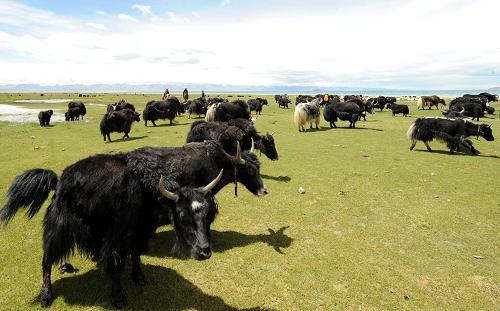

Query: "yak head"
(259, 134), (278, 160)
(231, 142), (268, 196)
(479, 124), (494, 141)
(48, 109), (53, 116)
(159, 169), (223, 260)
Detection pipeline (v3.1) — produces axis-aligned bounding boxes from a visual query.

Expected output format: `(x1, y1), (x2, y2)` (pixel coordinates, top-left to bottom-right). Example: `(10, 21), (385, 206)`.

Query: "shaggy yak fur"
(64, 107), (83, 121)
(0, 141), (267, 309)
(68, 102), (86, 119)
(407, 117), (494, 155)
(187, 118), (278, 160)
(114, 100), (136, 112)
(331, 100), (361, 128)
(248, 98), (268, 115)
(294, 98), (321, 132)
(38, 110), (53, 127)
(143, 97), (182, 126)
(213, 100), (251, 122)
(99, 109), (141, 142)
(387, 103), (410, 117)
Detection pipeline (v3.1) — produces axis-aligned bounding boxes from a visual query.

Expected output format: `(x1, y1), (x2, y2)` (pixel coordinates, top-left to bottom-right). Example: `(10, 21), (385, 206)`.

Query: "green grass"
(0, 93), (498, 310)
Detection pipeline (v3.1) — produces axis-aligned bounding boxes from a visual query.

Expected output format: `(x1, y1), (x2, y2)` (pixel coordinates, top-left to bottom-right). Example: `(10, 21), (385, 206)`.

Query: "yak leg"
(409, 140), (417, 151)
(423, 141), (432, 152)
(130, 246), (145, 286)
(107, 133), (112, 142)
(104, 250), (127, 309)
(40, 253), (54, 307)
(103, 134), (107, 142)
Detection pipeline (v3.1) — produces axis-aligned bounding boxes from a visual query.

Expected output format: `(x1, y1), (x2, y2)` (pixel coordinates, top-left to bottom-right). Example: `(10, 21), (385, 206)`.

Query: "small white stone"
(431, 172), (437, 176)
(298, 187), (305, 194)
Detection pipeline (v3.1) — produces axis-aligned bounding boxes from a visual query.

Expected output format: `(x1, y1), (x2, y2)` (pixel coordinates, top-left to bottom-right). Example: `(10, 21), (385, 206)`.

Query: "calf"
(65, 107), (82, 121)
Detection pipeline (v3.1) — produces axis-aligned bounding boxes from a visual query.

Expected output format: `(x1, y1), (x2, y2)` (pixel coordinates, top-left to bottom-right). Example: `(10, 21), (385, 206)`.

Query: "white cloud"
(221, 0), (231, 7)
(192, 11), (200, 18)
(0, 0), (499, 89)
(132, 4), (153, 16)
(117, 13), (138, 23)
(87, 22), (107, 30)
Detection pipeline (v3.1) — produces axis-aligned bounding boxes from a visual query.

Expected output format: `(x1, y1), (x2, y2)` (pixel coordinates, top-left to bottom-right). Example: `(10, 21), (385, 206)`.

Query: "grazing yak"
(277, 95), (291, 108)
(0, 140), (266, 308)
(372, 96), (396, 111)
(248, 98), (268, 115)
(187, 119), (279, 160)
(448, 97), (485, 121)
(64, 107), (82, 121)
(213, 100), (251, 122)
(387, 103), (409, 117)
(442, 107), (466, 119)
(143, 97), (182, 126)
(38, 110), (53, 127)
(68, 102), (86, 119)
(100, 109), (141, 142)
(186, 97), (208, 118)
(330, 100), (361, 128)
(294, 98), (321, 132)
(417, 95), (446, 110)
(407, 117), (494, 155)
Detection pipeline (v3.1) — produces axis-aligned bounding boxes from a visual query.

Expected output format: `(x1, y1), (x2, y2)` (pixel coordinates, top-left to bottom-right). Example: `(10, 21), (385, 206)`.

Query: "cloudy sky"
(0, 0), (499, 89)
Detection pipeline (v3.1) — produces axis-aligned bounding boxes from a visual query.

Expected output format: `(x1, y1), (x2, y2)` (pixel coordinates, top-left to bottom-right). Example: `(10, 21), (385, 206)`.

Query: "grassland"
(0, 92), (498, 311)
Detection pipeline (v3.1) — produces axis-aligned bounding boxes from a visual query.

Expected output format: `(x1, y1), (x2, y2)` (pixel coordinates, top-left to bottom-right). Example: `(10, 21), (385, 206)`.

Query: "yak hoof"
(132, 272), (146, 286)
(112, 292), (127, 309)
(40, 288), (53, 308)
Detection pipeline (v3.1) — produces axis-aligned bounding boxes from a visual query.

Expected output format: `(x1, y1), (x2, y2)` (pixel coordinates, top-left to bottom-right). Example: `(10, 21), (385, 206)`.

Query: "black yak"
(187, 119), (279, 160)
(332, 100), (361, 128)
(213, 100), (251, 122)
(248, 98), (268, 115)
(68, 102), (86, 119)
(64, 107), (82, 121)
(387, 103), (409, 117)
(0, 140), (267, 308)
(99, 109), (141, 142)
(38, 110), (53, 127)
(407, 117), (494, 155)
(143, 97), (182, 126)
(114, 99), (136, 111)
(187, 97), (207, 118)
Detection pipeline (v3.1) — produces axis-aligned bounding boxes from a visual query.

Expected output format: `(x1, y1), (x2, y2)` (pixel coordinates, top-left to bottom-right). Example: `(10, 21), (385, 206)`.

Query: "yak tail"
(0, 169), (57, 225)
(406, 121), (417, 140)
(293, 105), (306, 128)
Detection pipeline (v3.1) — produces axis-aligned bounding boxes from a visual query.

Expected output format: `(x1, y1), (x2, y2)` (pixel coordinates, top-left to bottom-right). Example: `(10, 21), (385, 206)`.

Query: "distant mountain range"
(0, 83), (494, 96)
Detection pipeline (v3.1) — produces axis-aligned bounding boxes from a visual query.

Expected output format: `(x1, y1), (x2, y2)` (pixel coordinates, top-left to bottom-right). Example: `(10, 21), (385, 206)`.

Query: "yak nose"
(257, 186), (268, 196)
(198, 247), (212, 260)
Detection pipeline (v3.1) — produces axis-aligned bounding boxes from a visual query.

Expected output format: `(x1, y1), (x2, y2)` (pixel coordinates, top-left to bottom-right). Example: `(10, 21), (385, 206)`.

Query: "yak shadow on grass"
(150, 122), (190, 127)
(148, 226), (293, 258)
(34, 264), (273, 311)
(413, 149), (500, 158)
(106, 135), (148, 144)
(331, 126), (384, 131)
(261, 174), (291, 182)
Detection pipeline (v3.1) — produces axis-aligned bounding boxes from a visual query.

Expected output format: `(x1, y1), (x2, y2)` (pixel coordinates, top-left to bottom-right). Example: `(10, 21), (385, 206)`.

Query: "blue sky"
(1, 0), (499, 89)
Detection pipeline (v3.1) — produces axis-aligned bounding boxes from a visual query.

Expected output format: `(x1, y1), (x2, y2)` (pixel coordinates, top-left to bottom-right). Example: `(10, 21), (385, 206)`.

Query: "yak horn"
(201, 169), (224, 194)
(159, 176), (178, 201)
(488, 123), (493, 128)
(250, 138), (255, 153)
(459, 107), (465, 113)
(234, 141), (246, 165)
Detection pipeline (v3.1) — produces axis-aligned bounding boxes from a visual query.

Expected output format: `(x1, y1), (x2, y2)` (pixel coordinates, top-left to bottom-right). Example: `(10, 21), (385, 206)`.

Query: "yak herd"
(3, 90), (497, 308)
